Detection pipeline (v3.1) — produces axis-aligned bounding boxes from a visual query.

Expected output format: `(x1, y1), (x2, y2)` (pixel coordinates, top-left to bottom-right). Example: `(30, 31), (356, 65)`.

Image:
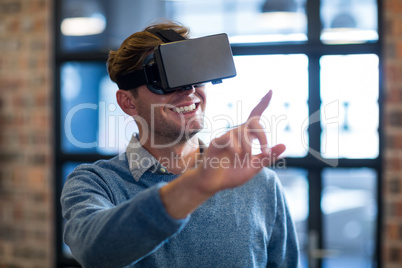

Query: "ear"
(116, 89), (138, 116)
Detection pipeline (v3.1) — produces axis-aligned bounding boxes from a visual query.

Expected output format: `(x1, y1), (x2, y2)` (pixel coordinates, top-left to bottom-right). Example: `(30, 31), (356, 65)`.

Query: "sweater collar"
(125, 134), (170, 182)
(125, 134), (205, 182)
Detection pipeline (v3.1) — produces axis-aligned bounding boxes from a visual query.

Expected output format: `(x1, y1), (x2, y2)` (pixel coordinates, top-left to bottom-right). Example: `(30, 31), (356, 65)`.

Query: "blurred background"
(0, 0), (401, 267)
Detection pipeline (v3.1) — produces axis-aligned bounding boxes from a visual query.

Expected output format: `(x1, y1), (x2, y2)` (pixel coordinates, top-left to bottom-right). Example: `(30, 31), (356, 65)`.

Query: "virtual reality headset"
(116, 29), (237, 94)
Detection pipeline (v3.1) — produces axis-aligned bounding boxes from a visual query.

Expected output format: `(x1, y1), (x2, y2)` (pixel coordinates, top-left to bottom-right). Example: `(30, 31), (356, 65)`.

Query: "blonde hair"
(107, 20), (190, 94)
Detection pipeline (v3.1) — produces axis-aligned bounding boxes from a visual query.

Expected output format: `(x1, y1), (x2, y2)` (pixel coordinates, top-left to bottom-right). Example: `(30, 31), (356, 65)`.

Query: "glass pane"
(60, 0), (166, 52)
(320, 54), (379, 159)
(274, 168), (309, 268)
(166, 0), (307, 43)
(60, 0), (308, 52)
(321, 168), (377, 268)
(61, 62), (103, 153)
(199, 54), (309, 158)
(61, 62), (137, 154)
(320, 0), (378, 44)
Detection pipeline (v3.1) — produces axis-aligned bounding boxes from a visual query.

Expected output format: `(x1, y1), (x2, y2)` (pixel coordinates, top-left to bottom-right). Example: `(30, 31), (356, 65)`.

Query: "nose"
(177, 85), (195, 95)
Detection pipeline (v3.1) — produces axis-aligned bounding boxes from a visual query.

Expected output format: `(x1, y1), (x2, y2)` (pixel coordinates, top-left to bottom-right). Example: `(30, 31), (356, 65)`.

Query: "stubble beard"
(138, 112), (205, 147)
(155, 114), (204, 144)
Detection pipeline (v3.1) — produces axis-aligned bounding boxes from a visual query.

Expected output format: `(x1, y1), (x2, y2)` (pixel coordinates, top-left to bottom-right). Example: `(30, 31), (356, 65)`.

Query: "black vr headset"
(116, 29), (237, 94)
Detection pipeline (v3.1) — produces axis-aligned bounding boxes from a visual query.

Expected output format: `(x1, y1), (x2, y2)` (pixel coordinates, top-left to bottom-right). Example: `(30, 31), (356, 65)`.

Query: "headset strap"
(147, 28), (186, 42)
(116, 29), (185, 90)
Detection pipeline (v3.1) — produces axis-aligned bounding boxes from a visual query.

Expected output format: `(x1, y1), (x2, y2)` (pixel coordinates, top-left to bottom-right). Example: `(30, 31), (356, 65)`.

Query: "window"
(200, 54), (309, 157)
(320, 54), (379, 159)
(55, 1), (382, 267)
(321, 168), (377, 267)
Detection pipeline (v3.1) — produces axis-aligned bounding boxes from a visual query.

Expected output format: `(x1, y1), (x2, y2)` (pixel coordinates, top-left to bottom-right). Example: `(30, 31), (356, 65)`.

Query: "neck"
(140, 134), (201, 174)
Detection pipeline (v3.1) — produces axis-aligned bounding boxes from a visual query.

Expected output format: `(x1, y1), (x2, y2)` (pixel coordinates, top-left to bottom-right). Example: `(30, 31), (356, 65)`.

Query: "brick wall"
(383, 0), (402, 267)
(0, 0), (53, 267)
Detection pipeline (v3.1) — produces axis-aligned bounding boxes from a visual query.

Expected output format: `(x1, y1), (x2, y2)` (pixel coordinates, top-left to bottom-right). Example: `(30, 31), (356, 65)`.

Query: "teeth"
(174, 103), (196, 113)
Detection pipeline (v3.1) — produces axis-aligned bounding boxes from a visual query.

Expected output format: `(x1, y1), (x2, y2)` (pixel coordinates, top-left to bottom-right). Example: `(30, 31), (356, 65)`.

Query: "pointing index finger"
(248, 90), (273, 120)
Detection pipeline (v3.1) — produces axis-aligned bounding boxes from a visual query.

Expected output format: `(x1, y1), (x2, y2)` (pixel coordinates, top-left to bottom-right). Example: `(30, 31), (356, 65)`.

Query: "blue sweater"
(61, 152), (300, 267)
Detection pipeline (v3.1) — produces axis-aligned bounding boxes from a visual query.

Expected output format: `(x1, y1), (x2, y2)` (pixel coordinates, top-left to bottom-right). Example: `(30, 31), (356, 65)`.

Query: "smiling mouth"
(172, 103), (198, 114)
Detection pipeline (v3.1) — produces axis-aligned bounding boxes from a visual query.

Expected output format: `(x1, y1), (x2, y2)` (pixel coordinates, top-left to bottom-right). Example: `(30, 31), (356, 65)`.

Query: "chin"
(181, 126), (203, 141)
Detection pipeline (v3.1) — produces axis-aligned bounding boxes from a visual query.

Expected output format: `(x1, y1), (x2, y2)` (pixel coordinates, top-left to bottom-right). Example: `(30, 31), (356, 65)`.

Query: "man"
(61, 21), (299, 267)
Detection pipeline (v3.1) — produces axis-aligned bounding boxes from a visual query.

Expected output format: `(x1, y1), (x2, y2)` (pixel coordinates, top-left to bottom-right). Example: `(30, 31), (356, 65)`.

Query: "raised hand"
(195, 90), (286, 195)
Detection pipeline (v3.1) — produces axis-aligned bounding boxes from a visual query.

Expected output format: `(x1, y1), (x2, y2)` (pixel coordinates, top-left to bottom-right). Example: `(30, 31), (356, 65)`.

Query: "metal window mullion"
(306, 1), (324, 267)
(307, 53), (322, 156)
(307, 168), (323, 268)
(307, 0), (322, 45)
(53, 0), (64, 266)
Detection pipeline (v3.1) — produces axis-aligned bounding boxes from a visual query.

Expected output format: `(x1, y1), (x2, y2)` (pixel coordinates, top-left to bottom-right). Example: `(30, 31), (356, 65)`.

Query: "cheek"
(196, 88), (207, 103)
(140, 97), (170, 113)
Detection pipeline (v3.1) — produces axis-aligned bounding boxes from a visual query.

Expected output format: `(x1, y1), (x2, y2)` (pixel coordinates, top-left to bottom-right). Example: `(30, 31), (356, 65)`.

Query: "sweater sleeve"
(266, 173), (301, 268)
(61, 166), (189, 268)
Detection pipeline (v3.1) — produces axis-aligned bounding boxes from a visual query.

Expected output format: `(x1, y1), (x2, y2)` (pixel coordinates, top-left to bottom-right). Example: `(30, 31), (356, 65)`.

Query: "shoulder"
(73, 153), (128, 175)
(253, 168), (280, 186)
(61, 153), (131, 205)
(240, 168), (286, 201)
(64, 153), (130, 189)
(233, 168), (280, 197)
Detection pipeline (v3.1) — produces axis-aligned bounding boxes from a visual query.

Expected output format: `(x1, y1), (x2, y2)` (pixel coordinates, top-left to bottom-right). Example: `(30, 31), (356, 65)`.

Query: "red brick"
(388, 247), (402, 263)
(0, 1), (21, 15)
(386, 132), (402, 149)
(397, 42), (402, 59)
(386, 222), (399, 239)
(0, 0), (52, 266)
(392, 17), (402, 35)
(375, 0), (402, 266)
(385, 85), (402, 104)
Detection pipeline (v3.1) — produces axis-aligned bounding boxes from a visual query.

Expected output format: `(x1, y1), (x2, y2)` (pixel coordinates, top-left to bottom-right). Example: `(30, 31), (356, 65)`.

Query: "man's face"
(132, 84), (207, 145)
